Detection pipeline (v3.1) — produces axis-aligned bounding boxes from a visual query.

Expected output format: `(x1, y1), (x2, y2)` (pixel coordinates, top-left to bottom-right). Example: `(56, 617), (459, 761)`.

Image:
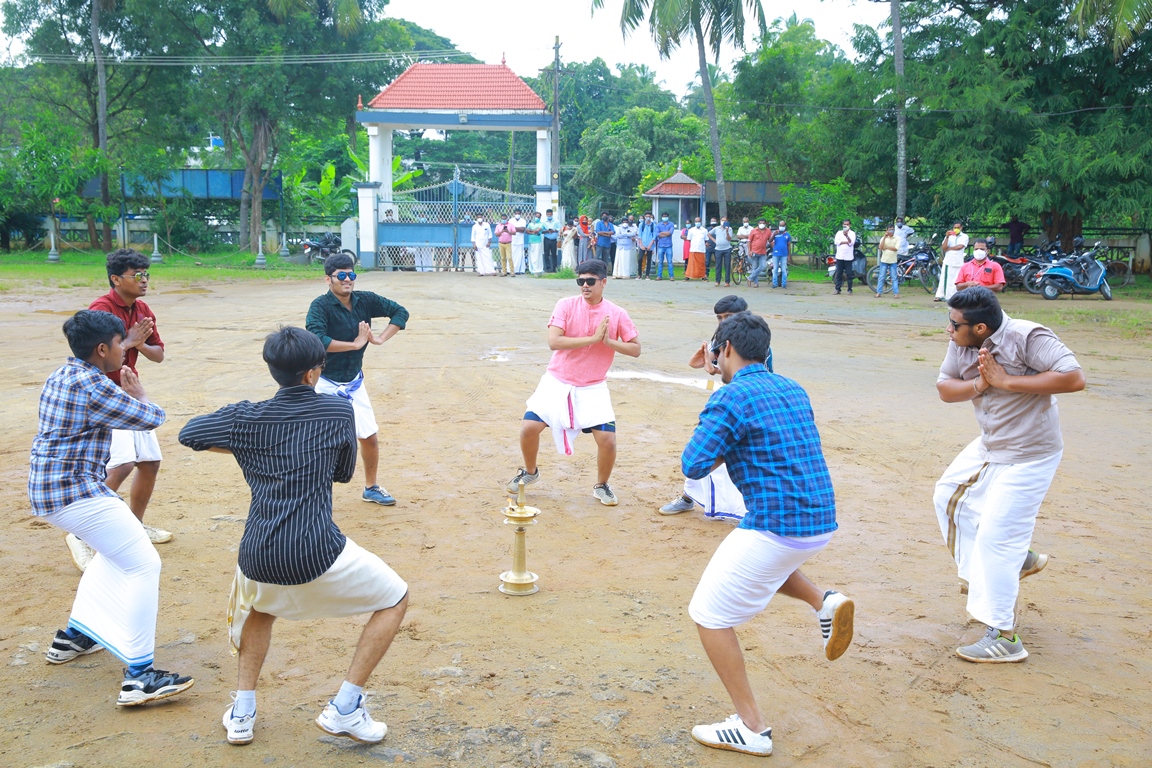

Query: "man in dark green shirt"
(306, 253), (409, 505)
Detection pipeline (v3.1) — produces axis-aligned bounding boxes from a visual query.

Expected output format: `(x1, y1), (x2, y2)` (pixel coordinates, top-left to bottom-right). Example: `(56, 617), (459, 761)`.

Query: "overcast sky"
(386, 0), (890, 96)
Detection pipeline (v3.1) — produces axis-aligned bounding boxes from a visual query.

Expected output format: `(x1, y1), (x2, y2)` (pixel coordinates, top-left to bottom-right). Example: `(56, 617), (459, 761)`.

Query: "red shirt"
(747, 228), (773, 255)
(88, 288), (163, 386)
(954, 258), (1005, 288)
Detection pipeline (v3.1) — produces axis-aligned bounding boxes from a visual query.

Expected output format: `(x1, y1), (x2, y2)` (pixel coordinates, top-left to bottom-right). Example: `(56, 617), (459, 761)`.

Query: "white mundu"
(684, 464), (747, 521)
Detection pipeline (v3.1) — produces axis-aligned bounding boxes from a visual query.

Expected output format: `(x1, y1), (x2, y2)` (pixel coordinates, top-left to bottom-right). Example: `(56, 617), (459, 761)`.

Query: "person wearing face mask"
(560, 218), (578, 271)
(471, 215), (496, 276)
(832, 220), (857, 294)
(771, 221), (792, 289)
(936, 220), (969, 301)
(875, 225), (900, 297)
(954, 238), (1005, 292)
(709, 216), (734, 287)
(526, 212), (545, 275)
(704, 218), (719, 279)
(685, 218), (710, 280)
(894, 217), (915, 259)
(746, 219), (772, 287)
(655, 214), (677, 280)
(495, 215), (516, 276)
(637, 213), (657, 279)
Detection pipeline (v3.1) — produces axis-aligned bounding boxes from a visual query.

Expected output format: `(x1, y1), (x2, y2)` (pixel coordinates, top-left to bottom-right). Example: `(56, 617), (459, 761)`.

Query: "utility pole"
(551, 36), (561, 212)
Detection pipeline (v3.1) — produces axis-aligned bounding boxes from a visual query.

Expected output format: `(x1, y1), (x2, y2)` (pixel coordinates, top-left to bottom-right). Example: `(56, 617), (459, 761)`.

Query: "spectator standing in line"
(935, 220), (969, 302)
(833, 219), (857, 295)
(594, 212), (615, 263)
(495, 214), (516, 276)
(608, 215), (619, 269)
(541, 209), (561, 273)
(747, 218), (772, 288)
(509, 209), (528, 275)
(1003, 215), (1031, 258)
(685, 217), (710, 280)
(577, 215), (594, 262)
(682, 220), (693, 265)
(704, 217), (718, 280)
(875, 225), (900, 298)
(613, 216), (638, 279)
(471, 214), (496, 276)
(526, 212), (545, 275)
(709, 216), (734, 287)
(736, 216), (754, 261)
(954, 238), (1006, 292)
(560, 218), (578, 271)
(771, 220), (793, 289)
(655, 213), (677, 280)
(637, 212), (657, 279)
(894, 216), (915, 260)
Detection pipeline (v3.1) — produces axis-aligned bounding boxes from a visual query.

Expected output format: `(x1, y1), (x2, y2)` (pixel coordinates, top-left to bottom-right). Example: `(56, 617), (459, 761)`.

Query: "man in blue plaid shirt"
(680, 312), (854, 757)
(29, 309), (194, 707)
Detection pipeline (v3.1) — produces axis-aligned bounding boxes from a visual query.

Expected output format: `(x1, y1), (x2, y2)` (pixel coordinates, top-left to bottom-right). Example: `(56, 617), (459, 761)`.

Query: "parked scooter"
(1036, 242), (1112, 300)
(826, 237), (869, 282)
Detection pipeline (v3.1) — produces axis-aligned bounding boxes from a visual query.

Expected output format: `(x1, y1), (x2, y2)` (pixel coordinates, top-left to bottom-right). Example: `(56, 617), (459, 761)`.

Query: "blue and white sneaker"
(316, 695), (387, 744)
(222, 695), (256, 745)
(117, 667), (194, 706)
(45, 629), (103, 664)
(691, 714), (773, 756)
(362, 486), (396, 506)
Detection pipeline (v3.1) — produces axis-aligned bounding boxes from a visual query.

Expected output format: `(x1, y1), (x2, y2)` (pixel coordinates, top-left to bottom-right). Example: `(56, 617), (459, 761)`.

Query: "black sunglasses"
(948, 319), (972, 331)
(576, 277), (600, 287)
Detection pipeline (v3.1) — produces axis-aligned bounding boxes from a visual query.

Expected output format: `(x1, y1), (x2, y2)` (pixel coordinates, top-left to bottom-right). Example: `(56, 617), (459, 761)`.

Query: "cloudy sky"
(386, 0), (890, 95)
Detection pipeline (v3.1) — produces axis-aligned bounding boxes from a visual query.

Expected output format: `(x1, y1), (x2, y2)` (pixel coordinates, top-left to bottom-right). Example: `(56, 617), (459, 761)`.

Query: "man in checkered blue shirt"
(680, 312), (855, 757)
(29, 309), (194, 707)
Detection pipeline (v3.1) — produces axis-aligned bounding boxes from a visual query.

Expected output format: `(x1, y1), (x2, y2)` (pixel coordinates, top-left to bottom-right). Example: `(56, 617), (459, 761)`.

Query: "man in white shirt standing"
(471, 214), (496, 276)
(935, 220), (969, 302)
(832, 219), (857, 295)
(613, 216), (638, 278)
(894, 216), (915, 259)
(509, 209), (528, 275)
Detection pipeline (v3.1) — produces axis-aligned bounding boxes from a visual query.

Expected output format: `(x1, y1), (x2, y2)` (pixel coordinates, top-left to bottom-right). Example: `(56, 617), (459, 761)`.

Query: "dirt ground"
(1, 271), (1150, 768)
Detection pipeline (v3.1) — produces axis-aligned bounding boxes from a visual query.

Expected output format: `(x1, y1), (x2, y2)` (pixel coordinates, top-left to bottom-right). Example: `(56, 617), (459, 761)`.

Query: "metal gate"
(376, 170), (537, 271)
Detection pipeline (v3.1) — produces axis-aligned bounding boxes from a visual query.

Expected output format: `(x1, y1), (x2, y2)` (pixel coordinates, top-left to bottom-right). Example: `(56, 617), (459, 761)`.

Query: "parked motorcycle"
(1036, 242), (1112, 300)
(826, 237), (869, 282)
(303, 232), (356, 265)
(1021, 237), (1067, 294)
(908, 236), (941, 292)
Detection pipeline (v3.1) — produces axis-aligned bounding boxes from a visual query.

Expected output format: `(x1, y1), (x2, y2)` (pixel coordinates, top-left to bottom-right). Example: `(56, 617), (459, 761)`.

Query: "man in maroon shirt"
(72, 249), (170, 570)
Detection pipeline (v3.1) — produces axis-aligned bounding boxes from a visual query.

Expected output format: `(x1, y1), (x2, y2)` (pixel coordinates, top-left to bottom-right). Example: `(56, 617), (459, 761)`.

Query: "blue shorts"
(524, 411), (616, 433)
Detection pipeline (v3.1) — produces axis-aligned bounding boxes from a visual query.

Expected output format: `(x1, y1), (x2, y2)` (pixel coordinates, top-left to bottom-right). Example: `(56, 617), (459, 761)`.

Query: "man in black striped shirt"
(179, 327), (409, 747)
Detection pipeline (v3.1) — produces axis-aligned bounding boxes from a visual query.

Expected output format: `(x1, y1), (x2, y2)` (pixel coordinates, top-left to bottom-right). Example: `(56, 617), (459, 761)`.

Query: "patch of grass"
(0, 246), (321, 287)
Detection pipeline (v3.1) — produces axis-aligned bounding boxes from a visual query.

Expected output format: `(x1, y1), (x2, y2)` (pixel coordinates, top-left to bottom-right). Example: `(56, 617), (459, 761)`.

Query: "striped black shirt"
(178, 385), (357, 585)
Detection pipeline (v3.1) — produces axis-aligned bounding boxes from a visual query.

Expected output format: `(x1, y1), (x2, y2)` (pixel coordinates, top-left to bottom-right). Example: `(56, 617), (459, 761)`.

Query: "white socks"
(233, 690), (256, 718)
(333, 681), (363, 715)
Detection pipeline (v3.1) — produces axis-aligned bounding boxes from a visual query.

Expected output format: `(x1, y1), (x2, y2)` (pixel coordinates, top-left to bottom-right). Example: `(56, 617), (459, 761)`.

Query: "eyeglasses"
(333, 271), (357, 282)
(576, 277), (600, 287)
(948, 319), (972, 331)
(120, 271), (149, 282)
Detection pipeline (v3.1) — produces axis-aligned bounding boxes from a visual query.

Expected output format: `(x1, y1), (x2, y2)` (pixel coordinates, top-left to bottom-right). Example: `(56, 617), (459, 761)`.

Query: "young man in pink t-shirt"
(507, 259), (641, 505)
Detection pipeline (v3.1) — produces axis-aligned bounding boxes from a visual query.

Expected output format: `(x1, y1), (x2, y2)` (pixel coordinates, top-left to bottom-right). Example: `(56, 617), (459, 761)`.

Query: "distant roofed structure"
(643, 168), (704, 198)
(367, 62), (547, 112)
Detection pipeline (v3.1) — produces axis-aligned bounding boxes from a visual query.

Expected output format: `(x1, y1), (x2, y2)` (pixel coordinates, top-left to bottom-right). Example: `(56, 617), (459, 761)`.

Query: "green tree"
(595, 0), (767, 220)
(1073, 0), (1152, 53)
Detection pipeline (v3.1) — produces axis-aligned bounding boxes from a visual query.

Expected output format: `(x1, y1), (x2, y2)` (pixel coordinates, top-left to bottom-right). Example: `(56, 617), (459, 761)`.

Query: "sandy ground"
(1, 271), (1150, 768)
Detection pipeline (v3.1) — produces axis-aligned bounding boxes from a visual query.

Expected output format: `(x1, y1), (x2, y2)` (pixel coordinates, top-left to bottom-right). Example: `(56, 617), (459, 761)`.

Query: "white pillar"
(367, 125), (393, 203)
(355, 182), (381, 269)
(535, 129), (551, 215)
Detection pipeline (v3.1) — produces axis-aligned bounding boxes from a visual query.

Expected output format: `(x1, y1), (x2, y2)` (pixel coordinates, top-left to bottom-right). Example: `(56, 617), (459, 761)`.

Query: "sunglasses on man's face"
(576, 277), (600, 287)
(119, 271), (149, 282)
(333, 271), (357, 282)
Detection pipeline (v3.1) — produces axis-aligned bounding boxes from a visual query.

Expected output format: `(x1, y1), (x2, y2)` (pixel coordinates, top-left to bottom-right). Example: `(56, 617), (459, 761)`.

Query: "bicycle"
(867, 255), (938, 294)
(1101, 247), (1135, 288)
(731, 242), (750, 285)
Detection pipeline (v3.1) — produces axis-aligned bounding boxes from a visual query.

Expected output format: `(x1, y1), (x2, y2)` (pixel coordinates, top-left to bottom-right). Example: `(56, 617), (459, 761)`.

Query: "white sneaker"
(65, 534), (95, 573)
(691, 714), (773, 756)
(144, 524), (173, 544)
(222, 697), (256, 745)
(315, 696), (387, 744)
(592, 483), (619, 506)
(816, 590), (855, 661)
(659, 495), (695, 515)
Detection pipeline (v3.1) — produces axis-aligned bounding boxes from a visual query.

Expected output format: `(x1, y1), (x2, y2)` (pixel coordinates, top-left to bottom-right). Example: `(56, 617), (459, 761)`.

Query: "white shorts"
(315, 376), (378, 440)
(107, 428), (162, 469)
(227, 538), (407, 652)
(689, 527), (833, 629)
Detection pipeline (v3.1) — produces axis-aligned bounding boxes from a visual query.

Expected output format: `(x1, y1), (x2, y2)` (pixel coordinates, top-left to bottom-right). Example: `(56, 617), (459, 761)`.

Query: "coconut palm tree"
(1073, 0), (1151, 54)
(594, 0), (767, 220)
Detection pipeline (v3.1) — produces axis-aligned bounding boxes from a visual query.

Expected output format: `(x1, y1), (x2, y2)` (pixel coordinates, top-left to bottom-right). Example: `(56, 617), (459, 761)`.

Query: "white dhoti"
(525, 372), (615, 456)
(49, 496), (161, 666)
(475, 245), (496, 275)
(415, 246), (435, 272)
(935, 258), (965, 300)
(227, 538), (408, 653)
(934, 437), (1062, 630)
(684, 463), (748, 521)
(528, 242), (545, 274)
(613, 248), (635, 278)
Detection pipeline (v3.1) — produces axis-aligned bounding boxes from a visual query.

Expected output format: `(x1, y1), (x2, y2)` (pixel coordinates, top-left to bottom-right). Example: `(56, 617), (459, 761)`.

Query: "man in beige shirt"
(934, 287), (1084, 663)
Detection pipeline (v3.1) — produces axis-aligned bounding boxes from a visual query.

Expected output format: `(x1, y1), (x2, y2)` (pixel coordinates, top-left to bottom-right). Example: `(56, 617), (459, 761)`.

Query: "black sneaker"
(117, 667), (195, 706)
(45, 629), (103, 664)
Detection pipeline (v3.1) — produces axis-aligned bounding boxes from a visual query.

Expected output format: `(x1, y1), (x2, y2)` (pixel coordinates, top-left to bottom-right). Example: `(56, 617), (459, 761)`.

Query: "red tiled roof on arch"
(367, 63), (547, 111)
